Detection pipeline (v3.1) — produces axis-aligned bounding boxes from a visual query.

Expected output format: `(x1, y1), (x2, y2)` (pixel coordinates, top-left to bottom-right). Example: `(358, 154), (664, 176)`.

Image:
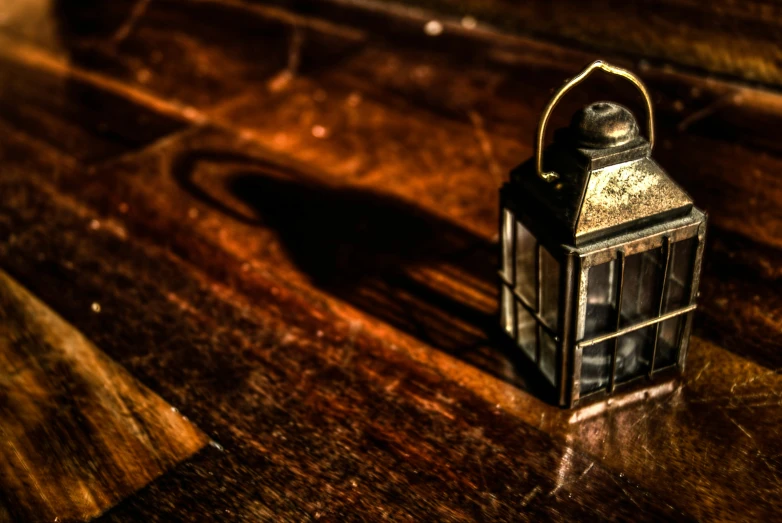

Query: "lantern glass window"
(515, 223), (537, 305)
(499, 205), (705, 404)
(540, 331), (557, 385)
(664, 237), (697, 312)
(517, 308), (536, 361)
(581, 340), (613, 394)
(656, 317), (683, 369)
(578, 234), (701, 396)
(499, 212), (561, 385)
(652, 236), (698, 370)
(614, 325), (656, 384)
(621, 247), (665, 327)
(501, 285), (514, 335)
(585, 260), (620, 337)
(501, 209), (514, 281)
(540, 247), (559, 330)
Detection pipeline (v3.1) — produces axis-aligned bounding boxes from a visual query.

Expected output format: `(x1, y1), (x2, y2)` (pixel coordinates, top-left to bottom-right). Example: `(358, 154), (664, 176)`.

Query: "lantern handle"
(535, 60), (655, 181)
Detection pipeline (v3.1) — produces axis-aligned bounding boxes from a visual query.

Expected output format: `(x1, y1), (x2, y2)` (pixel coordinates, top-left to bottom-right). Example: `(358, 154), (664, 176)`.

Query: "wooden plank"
(696, 229), (782, 370)
(1, 124), (780, 520)
(0, 0), (364, 110)
(0, 1), (780, 520)
(0, 175), (696, 522)
(0, 269), (208, 522)
(298, 0), (782, 87)
(0, 53), (187, 165)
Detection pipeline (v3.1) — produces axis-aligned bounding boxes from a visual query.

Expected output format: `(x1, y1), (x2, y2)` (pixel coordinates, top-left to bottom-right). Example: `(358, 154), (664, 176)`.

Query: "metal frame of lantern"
(499, 61), (706, 408)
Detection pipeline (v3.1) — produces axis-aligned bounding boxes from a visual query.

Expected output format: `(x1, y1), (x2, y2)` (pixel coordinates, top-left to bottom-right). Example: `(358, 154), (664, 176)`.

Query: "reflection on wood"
(0, 270), (207, 522)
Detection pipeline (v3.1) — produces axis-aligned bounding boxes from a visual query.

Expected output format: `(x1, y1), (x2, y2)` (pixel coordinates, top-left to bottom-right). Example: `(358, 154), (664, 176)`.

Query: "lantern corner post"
(559, 248), (580, 408)
(678, 211), (708, 372)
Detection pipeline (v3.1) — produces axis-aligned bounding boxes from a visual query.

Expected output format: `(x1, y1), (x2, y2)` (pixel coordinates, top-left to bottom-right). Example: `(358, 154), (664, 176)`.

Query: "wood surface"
(0, 270), (208, 522)
(316, 0), (782, 88)
(0, 0), (780, 521)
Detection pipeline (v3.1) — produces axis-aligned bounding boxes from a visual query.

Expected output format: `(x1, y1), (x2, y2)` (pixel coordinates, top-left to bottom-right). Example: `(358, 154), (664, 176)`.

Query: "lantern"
(499, 61), (706, 408)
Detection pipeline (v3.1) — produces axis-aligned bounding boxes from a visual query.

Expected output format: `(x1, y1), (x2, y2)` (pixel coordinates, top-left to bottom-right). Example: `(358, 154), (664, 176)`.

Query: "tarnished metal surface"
(576, 154), (693, 242)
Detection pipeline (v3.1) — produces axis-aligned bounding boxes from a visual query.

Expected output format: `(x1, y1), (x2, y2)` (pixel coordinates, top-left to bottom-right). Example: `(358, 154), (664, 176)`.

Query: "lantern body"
(500, 85), (705, 408)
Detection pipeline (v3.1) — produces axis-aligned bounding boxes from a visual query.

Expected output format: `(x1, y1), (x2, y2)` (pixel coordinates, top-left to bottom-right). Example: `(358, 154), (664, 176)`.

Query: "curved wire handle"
(535, 60), (655, 181)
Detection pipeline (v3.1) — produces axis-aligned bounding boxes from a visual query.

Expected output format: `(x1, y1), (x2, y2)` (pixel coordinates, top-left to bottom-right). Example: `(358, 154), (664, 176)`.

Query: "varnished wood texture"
(0, 0), (780, 521)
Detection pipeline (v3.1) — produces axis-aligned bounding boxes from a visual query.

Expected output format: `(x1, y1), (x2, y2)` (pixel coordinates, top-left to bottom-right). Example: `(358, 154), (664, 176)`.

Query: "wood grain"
(305, 0), (782, 87)
(0, 0), (779, 520)
(0, 174), (695, 522)
(0, 270), (208, 522)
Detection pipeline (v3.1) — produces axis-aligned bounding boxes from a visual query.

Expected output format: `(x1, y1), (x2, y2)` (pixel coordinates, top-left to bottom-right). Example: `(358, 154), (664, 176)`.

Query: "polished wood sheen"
(0, 0), (780, 521)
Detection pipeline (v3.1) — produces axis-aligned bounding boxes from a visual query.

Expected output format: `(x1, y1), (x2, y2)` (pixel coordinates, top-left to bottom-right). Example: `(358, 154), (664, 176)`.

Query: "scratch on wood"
(694, 361), (711, 382)
(723, 410), (780, 482)
(520, 485), (541, 507)
(550, 446), (574, 496)
(268, 25), (304, 93)
(191, 0), (365, 40)
(407, 393), (455, 420)
(1, 434), (56, 516)
(0, 34), (206, 125)
(112, 0), (153, 44)
(476, 449), (488, 492)
(677, 92), (743, 132)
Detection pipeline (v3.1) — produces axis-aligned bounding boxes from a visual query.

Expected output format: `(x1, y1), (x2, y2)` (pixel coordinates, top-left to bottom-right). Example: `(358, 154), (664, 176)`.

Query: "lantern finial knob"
(571, 102), (639, 149)
(535, 60), (655, 181)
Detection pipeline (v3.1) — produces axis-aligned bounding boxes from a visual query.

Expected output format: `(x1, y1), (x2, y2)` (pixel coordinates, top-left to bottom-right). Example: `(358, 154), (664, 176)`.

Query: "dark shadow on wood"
(172, 149), (558, 402)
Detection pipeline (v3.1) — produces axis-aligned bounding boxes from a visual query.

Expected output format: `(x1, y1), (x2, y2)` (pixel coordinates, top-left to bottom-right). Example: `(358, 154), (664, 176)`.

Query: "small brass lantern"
(499, 61), (706, 407)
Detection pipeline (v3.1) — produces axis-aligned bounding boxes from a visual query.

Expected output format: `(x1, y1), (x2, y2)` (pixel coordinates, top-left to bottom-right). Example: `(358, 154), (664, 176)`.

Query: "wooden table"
(0, 1), (780, 521)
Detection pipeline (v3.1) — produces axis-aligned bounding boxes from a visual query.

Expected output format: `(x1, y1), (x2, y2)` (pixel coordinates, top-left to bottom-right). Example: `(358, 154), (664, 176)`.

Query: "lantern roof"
(508, 102), (693, 246)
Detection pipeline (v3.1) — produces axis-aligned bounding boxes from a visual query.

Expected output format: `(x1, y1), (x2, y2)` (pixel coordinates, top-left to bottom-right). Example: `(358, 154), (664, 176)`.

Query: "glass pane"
(540, 247), (560, 330)
(540, 331), (557, 385)
(620, 247), (664, 327)
(515, 222), (536, 305)
(615, 326), (655, 383)
(664, 237), (697, 312)
(501, 209), (514, 281)
(585, 259), (619, 337)
(580, 340), (612, 394)
(501, 285), (513, 335)
(517, 305), (536, 360)
(656, 317), (683, 369)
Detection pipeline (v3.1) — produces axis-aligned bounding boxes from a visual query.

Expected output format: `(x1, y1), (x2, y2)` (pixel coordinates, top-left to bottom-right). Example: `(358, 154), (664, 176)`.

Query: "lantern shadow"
(172, 149), (557, 399)
(44, 0), (561, 401)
